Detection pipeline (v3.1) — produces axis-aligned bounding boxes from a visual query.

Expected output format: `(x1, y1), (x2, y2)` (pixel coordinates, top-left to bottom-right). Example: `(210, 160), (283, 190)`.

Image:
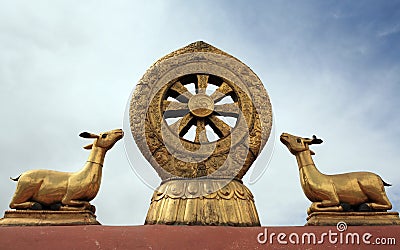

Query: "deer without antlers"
(9, 129), (124, 211)
(280, 132), (392, 214)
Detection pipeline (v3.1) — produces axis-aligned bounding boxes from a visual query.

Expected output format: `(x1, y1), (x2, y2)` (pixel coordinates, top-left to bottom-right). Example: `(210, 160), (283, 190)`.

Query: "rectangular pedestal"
(306, 211), (400, 226)
(0, 210), (100, 226)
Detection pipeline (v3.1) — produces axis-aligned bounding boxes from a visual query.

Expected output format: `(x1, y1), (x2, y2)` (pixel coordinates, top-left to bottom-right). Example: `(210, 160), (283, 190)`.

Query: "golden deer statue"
(280, 133), (392, 214)
(9, 129), (124, 212)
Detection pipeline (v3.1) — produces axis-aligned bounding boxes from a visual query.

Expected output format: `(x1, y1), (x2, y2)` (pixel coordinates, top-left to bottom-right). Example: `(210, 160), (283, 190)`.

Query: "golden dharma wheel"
(130, 41), (272, 181)
(130, 41), (272, 226)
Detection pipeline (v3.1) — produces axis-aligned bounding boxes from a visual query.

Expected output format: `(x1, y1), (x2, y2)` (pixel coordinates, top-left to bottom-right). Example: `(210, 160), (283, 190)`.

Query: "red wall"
(0, 225), (399, 249)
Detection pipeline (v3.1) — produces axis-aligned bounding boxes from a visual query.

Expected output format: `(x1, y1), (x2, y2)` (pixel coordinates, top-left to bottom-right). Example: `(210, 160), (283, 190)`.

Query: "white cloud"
(0, 1), (399, 226)
(378, 23), (400, 37)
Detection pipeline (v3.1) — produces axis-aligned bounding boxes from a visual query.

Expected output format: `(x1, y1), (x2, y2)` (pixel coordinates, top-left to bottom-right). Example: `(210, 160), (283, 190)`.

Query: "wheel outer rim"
(130, 51), (272, 179)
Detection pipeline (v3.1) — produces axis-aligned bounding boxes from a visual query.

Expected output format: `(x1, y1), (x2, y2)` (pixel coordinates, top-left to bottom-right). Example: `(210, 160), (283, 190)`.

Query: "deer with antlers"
(9, 129), (123, 212)
(280, 132), (392, 214)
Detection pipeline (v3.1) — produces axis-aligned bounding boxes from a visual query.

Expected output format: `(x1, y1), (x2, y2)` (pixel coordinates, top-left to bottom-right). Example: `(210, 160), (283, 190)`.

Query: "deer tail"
(10, 175), (21, 182)
(382, 178), (392, 187)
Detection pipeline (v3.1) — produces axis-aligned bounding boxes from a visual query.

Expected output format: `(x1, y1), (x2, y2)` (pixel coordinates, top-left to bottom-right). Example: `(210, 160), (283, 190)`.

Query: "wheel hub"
(188, 94), (214, 118)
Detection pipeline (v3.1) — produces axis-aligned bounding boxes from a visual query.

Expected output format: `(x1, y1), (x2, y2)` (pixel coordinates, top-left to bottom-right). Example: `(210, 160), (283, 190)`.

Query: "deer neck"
(295, 150), (322, 176)
(80, 146), (107, 174)
(87, 146), (107, 166)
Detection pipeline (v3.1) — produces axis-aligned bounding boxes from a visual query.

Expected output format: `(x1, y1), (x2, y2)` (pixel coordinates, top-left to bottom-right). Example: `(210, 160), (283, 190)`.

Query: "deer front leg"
(308, 201), (343, 214)
(61, 190), (92, 211)
(60, 200), (96, 213)
(61, 195), (96, 213)
(307, 183), (343, 214)
(60, 199), (90, 210)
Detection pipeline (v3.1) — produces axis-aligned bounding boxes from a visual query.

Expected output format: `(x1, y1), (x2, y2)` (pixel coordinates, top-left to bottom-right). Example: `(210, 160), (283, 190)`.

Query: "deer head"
(79, 129), (124, 151)
(280, 133), (322, 155)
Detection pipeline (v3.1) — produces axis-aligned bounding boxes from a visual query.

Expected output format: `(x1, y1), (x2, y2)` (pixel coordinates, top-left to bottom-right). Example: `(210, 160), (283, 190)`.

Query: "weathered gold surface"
(130, 41), (272, 180)
(153, 41), (235, 66)
(306, 212), (400, 226)
(146, 179), (260, 226)
(0, 210), (100, 226)
(187, 93), (214, 118)
(5, 129), (123, 225)
(130, 41), (272, 226)
(280, 133), (393, 216)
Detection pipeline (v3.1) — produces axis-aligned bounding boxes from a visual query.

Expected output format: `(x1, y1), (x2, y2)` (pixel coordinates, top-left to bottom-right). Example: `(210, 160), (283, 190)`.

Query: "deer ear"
(311, 135), (323, 144)
(83, 144), (93, 150)
(79, 132), (99, 139)
(311, 138), (323, 144)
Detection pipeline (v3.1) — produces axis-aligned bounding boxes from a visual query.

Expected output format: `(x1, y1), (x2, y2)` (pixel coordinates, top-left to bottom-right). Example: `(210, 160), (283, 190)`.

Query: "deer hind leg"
(308, 183), (343, 214)
(367, 199), (392, 211)
(10, 201), (42, 210)
(9, 181), (43, 210)
(362, 184), (392, 211)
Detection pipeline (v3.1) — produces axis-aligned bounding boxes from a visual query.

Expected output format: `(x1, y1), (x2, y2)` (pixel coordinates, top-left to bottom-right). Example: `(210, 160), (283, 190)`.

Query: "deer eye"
(102, 134), (107, 138)
(296, 139), (301, 143)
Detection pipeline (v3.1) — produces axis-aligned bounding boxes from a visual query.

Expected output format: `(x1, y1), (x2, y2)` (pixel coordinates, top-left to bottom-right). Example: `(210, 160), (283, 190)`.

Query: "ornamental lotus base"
(145, 178), (260, 226)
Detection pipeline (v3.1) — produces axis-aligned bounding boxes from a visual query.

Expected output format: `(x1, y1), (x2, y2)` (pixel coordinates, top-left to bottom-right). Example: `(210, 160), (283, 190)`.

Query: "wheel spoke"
(163, 100), (189, 118)
(169, 81), (193, 102)
(196, 74), (209, 94)
(214, 103), (240, 117)
(170, 113), (194, 137)
(208, 115), (231, 138)
(210, 82), (234, 102)
(194, 119), (208, 143)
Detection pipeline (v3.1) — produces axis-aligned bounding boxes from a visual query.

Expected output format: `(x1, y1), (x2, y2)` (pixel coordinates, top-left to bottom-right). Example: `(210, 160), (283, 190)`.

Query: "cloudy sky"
(1, 1), (399, 226)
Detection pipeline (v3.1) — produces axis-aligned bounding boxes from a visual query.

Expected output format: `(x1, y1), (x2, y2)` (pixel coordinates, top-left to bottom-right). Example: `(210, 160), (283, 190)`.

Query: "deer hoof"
(358, 203), (372, 212)
(50, 203), (62, 210)
(340, 202), (354, 212)
(31, 202), (43, 210)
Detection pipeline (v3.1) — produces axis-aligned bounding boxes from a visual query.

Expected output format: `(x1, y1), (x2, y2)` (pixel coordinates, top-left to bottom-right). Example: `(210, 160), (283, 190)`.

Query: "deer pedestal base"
(306, 211), (400, 226)
(0, 210), (100, 226)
